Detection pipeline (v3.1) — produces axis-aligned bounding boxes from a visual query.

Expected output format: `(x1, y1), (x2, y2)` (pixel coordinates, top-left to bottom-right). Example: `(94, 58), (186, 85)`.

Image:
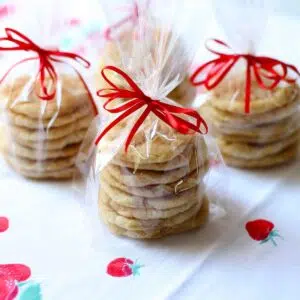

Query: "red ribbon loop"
(190, 39), (300, 113)
(95, 66), (208, 151)
(0, 27), (97, 110)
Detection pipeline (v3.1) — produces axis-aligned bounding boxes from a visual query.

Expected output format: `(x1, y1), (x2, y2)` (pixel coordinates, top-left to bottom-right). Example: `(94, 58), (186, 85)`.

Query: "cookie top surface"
(98, 116), (207, 164)
(2, 74), (95, 118)
(209, 76), (299, 114)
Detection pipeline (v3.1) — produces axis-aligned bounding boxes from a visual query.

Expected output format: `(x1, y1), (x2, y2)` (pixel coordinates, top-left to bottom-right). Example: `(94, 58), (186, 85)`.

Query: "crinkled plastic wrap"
(193, 0), (300, 169)
(83, 0), (228, 241)
(0, 0), (98, 179)
(95, 0), (197, 107)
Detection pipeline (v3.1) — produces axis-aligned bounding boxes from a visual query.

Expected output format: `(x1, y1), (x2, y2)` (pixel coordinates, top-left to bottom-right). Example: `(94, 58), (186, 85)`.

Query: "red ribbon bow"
(0, 28), (98, 114)
(190, 39), (300, 113)
(95, 66), (208, 151)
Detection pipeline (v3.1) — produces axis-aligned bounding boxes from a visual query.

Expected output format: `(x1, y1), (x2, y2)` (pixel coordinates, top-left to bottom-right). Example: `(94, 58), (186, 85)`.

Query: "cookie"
(3, 75), (95, 118)
(218, 131), (299, 160)
(9, 142), (80, 160)
(202, 99), (300, 128)
(12, 129), (89, 150)
(101, 177), (205, 209)
(209, 76), (299, 114)
(112, 143), (196, 171)
(99, 120), (198, 164)
(105, 152), (199, 187)
(167, 77), (197, 106)
(101, 164), (207, 199)
(99, 195), (202, 231)
(222, 144), (297, 168)
(215, 128), (297, 144)
(101, 196), (209, 239)
(4, 154), (76, 172)
(212, 113), (299, 139)
(9, 166), (78, 179)
(9, 114), (92, 142)
(114, 133), (206, 165)
(100, 188), (204, 219)
(7, 105), (92, 129)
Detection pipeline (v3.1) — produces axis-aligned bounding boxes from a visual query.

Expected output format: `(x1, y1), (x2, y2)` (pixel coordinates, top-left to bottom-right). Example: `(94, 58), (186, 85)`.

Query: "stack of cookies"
(0, 75), (96, 179)
(98, 121), (209, 239)
(200, 78), (300, 168)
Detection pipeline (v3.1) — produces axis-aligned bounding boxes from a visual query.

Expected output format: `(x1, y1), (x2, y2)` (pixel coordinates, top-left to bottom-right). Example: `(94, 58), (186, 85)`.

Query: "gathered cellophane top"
(0, 73), (96, 179)
(96, 27), (196, 107)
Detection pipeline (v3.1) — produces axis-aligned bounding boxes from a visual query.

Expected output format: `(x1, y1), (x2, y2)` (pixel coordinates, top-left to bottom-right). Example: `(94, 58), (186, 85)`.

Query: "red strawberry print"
(0, 264), (31, 300)
(0, 5), (14, 18)
(0, 217), (9, 232)
(0, 264), (31, 282)
(0, 277), (18, 300)
(245, 219), (282, 246)
(107, 257), (143, 277)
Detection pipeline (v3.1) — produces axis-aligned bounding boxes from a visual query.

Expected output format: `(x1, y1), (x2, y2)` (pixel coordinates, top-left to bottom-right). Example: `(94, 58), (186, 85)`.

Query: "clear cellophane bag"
(0, 0), (98, 180)
(82, 0), (228, 243)
(95, 0), (199, 107)
(192, 0), (300, 169)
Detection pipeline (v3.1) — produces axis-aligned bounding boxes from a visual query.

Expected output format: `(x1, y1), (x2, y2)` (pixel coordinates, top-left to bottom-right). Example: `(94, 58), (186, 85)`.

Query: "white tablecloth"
(1, 155), (299, 300)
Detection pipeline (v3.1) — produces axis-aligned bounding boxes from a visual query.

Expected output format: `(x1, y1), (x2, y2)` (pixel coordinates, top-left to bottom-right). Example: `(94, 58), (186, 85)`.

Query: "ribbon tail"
(245, 61), (252, 114)
(94, 101), (145, 145)
(124, 105), (151, 152)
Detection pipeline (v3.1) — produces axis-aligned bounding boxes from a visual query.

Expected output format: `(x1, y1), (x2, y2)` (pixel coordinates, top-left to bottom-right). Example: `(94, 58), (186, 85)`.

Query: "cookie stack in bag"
(98, 120), (209, 239)
(200, 77), (300, 168)
(0, 75), (96, 179)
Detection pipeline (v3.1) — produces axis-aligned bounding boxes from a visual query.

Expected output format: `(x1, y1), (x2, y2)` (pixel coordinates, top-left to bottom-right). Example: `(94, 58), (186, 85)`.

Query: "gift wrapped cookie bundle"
(0, 1), (98, 179)
(96, 0), (196, 107)
(85, 0), (225, 239)
(191, 0), (300, 168)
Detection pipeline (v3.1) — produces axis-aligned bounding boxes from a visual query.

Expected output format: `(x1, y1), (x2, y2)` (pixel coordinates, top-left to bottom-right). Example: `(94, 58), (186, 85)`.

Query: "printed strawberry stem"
(259, 230), (283, 246)
(131, 260), (144, 276)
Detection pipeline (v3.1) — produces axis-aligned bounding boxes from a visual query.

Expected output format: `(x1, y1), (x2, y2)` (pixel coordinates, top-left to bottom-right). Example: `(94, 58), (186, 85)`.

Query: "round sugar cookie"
(101, 163), (208, 199)
(5, 141), (80, 160)
(101, 196), (209, 239)
(100, 178), (205, 209)
(100, 188), (204, 219)
(112, 143), (197, 171)
(12, 129), (88, 150)
(167, 77), (197, 106)
(11, 167), (78, 179)
(7, 104), (92, 129)
(202, 99), (300, 128)
(3, 75), (96, 118)
(209, 76), (299, 114)
(215, 127), (298, 144)
(218, 131), (299, 160)
(99, 196), (201, 231)
(105, 154), (199, 187)
(0, 126), (81, 160)
(98, 116), (206, 164)
(222, 144), (297, 168)
(9, 114), (92, 142)
(4, 154), (76, 172)
(212, 113), (299, 139)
